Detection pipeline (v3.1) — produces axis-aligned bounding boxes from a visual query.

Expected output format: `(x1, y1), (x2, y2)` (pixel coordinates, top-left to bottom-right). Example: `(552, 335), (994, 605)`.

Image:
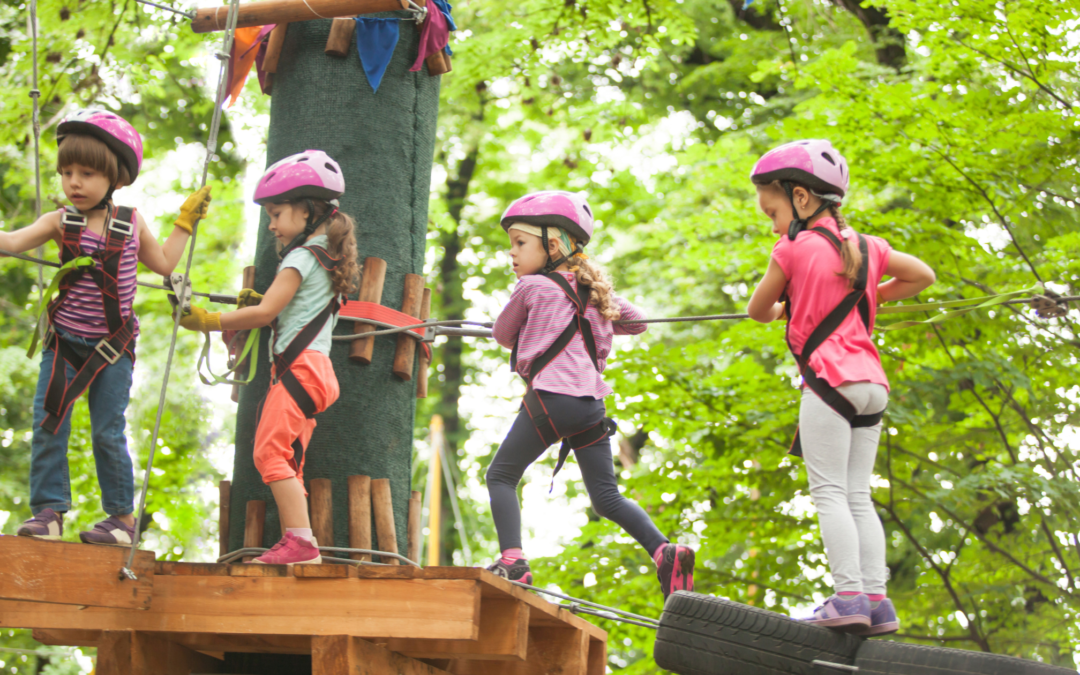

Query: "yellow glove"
(179, 306), (222, 333)
(174, 186), (212, 234)
(237, 289), (263, 308)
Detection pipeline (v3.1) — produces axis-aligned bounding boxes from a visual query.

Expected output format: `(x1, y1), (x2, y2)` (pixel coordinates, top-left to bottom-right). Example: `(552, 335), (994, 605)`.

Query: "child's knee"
(254, 444), (295, 483)
(485, 463), (521, 489)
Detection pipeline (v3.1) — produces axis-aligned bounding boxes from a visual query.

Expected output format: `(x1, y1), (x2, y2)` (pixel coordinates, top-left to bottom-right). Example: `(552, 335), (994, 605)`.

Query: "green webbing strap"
(877, 284), (1042, 331)
(197, 327), (260, 386)
(26, 256), (95, 357)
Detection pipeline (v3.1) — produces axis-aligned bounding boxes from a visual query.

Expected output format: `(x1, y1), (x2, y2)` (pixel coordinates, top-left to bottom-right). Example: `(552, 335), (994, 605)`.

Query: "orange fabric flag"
(226, 25), (272, 107)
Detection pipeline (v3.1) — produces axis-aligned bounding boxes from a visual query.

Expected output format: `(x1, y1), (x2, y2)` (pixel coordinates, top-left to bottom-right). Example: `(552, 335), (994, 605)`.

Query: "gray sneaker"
(79, 516), (135, 547)
(16, 508), (63, 540)
(850, 598), (899, 636)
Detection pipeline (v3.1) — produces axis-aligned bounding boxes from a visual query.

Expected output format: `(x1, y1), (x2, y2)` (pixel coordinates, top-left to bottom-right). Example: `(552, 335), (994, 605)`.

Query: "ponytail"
(307, 200), (359, 296)
(569, 254), (622, 321)
(830, 206), (862, 286)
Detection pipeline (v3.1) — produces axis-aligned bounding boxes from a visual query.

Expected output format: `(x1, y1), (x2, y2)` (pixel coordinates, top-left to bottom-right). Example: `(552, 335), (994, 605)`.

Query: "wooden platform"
(0, 538), (606, 675)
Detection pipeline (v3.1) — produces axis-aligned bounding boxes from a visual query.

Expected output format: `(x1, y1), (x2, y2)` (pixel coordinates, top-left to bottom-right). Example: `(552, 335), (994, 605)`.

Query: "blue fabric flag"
(354, 18), (400, 93)
(431, 0), (455, 55)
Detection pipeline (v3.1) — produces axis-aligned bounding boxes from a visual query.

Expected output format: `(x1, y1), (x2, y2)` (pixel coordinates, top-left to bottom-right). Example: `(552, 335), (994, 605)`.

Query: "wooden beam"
(388, 597), (529, 661)
(96, 630), (224, 675)
(351, 257), (387, 364)
(0, 576), (480, 640)
(0, 537), (153, 610)
(448, 626), (589, 675)
(587, 637), (606, 675)
(192, 0), (424, 34)
(34, 629), (314, 655)
(312, 635), (453, 675)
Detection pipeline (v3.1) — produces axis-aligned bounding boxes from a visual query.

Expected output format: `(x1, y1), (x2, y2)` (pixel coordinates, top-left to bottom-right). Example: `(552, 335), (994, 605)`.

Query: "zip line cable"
(134, 0), (197, 20)
(121, 0), (241, 581)
(29, 1), (43, 310)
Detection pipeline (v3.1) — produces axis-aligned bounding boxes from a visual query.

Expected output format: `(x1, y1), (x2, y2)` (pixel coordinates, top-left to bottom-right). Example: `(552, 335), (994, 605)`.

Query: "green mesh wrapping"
(228, 17), (438, 558)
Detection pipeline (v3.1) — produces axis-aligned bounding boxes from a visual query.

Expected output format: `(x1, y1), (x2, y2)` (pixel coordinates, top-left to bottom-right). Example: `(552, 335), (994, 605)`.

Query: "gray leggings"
(486, 391), (668, 555)
(800, 382), (889, 595)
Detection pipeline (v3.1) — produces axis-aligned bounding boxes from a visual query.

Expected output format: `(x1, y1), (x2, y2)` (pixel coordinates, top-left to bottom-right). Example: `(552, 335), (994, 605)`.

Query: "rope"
(134, 0), (196, 19)
(28, 1), (43, 311)
(121, 0), (242, 581)
(507, 579), (661, 627)
(560, 603), (661, 629)
(217, 546), (421, 567)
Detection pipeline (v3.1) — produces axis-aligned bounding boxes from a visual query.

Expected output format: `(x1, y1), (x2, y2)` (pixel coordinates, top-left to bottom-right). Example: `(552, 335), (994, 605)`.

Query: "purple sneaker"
(16, 508), (63, 541)
(79, 516), (135, 547)
(798, 594), (871, 631)
(850, 598), (899, 636)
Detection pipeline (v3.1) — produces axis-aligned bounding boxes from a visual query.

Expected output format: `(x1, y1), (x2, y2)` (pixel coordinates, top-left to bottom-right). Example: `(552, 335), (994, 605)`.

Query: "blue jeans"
(30, 329), (136, 516)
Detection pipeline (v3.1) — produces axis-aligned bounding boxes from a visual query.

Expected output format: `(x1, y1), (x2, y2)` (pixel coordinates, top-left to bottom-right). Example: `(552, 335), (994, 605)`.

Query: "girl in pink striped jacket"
(0, 109), (210, 547)
(486, 190), (696, 600)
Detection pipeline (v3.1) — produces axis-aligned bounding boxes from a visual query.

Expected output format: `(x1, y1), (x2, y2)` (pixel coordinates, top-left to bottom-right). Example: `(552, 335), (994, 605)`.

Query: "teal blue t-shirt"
(273, 235), (337, 356)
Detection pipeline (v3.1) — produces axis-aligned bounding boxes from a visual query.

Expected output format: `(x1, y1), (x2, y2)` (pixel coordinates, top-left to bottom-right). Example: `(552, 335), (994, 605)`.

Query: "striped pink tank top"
(51, 211), (141, 338)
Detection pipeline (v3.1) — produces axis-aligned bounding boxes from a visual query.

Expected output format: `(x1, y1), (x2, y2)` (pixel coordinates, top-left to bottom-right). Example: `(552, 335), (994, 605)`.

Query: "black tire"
(855, 640), (1078, 675)
(654, 591), (863, 675)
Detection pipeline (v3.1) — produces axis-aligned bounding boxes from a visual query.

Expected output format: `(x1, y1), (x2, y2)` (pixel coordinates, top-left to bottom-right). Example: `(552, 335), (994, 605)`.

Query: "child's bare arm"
(136, 213), (193, 276)
(879, 251), (935, 303)
(747, 258), (788, 323)
(0, 211), (61, 255)
(220, 269), (302, 330)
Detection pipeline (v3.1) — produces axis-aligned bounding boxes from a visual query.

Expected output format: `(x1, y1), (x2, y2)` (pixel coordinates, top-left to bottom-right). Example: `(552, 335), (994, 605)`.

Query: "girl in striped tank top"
(0, 109), (212, 547)
(485, 191), (696, 600)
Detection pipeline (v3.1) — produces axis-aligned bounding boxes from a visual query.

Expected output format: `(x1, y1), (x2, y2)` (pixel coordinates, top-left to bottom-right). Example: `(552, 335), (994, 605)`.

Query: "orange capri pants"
(254, 350), (340, 490)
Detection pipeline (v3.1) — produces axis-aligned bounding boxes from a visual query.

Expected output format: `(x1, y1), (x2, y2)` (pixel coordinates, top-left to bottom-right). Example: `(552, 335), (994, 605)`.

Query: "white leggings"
(800, 382), (889, 595)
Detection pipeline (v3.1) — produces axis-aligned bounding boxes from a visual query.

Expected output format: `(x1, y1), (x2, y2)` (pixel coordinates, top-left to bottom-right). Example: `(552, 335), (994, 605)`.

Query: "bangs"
(57, 134), (125, 186)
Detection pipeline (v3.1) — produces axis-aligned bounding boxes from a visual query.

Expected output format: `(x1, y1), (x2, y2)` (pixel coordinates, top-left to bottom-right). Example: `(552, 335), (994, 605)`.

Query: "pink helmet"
(500, 190), (595, 245)
(57, 109), (144, 184)
(254, 150), (345, 205)
(750, 139), (848, 198)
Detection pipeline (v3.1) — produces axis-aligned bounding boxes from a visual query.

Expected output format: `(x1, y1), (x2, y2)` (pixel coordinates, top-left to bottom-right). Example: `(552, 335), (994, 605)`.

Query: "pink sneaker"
(249, 533), (322, 566)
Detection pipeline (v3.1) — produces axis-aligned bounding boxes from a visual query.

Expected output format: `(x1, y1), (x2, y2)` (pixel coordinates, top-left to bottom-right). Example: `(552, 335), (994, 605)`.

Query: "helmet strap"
(539, 224), (569, 274)
(91, 186), (115, 212)
(783, 181), (831, 242)
(278, 198), (339, 260)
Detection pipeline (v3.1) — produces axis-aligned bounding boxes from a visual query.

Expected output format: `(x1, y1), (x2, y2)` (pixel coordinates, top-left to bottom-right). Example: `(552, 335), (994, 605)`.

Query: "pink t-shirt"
(771, 217), (892, 391)
(492, 272), (647, 399)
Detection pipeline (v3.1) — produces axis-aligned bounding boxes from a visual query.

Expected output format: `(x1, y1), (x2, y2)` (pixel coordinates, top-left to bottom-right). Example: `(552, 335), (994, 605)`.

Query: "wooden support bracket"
(388, 597), (529, 661)
(192, 0), (425, 34)
(313, 635), (453, 675)
(96, 630), (223, 675)
(351, 257), (387, 364)
(0, 537), (154, 610)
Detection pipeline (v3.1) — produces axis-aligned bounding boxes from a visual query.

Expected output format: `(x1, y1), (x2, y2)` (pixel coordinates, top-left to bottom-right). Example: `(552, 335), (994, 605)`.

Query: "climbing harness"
(782, 227), (883, 458)
(510, 272), (618, 489)
(31, 206), (139, 435)
(198, 327), (261, 386)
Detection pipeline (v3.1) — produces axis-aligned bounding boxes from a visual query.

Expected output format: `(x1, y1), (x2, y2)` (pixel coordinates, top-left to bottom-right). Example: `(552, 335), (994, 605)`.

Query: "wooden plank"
(168, 562), (230, 576)
(310, 477), (334, 546)
(294, 564), (349, 579)
(448, 626), (589, 675)
(389, 597), (528, 661)
(192, 0), (424, 33)
(325, 17), (355, 57)
(0, 537), (154, 610)
(350, 565), (419, 579)
(350, 257), (387, 363)
(347, 474), (372, 562)
(218, 480), (230, 557)
(312, 635), (453, 675)
(33, 627), (313, 655)
(242, 499), (266, 562)
(371, 478), (399, 565)
(131, 632), (223, 674)
(587, 637), (606, 675)
(408, 489), (423, 564)
(229, 564), (291, 577)
(392, 273), (425, 380)
(33, 628), (100, 647)
(0, 576), (480, 640)
(96, 630), (132, 675)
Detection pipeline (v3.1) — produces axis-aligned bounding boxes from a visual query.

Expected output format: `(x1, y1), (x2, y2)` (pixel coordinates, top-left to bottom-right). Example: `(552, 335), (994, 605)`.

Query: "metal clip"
(95, 339), (123, 365)
(166, 273), (193, 315)
(118, 566), (138, 581)
(423, 325), (436, 343)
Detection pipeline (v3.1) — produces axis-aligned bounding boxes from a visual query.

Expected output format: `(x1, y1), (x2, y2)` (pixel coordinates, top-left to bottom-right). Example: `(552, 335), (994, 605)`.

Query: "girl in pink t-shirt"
(746, 140), (934, 635)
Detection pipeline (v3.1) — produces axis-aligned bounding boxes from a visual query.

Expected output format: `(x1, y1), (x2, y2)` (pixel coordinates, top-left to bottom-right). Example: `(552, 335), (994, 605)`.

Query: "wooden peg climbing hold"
(350, 257), (387, 364)
(310, 478), (334, 546)
(242, 500), (266, 562)
(347, 475), (372, 562)
(392, 274), (425, 381)
(407, 490), (422, 565)
(416, 288), (431, 399)
(425, 52), (450, 76)
(325, 17), (355, 57)
(263, 23), (289, 74)
(218, 480), (231, 559)
(371, 478), (399, 565)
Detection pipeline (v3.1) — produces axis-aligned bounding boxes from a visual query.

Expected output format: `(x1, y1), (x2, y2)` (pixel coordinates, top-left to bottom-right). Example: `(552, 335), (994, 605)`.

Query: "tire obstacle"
(654, 591), (1078, 675)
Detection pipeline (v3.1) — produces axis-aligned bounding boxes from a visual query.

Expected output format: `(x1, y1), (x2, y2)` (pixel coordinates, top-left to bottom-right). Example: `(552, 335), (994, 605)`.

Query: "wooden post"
(347, 475), (373, 562)
(426, 415), (443, 567)
(192, 0), (423, 33)
(350, 257), (387, 364)
(417, 288), (431, 399)
(263, 24), (288, 73)
(371, 478), (399, 565)
(310, 478), (334, 547)
(218, 480), (231, 559)
(325, 17), (355, 57)
(392, 273), (425, 380)
(407, 490), (423, 565)
(231, 266), (257, 403)
(242, 500), (266, 562)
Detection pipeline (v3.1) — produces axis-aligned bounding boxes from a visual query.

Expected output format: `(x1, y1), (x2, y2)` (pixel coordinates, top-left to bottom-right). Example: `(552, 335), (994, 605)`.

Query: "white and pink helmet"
(254, 150), (345, 205)
(57, 109), (144, 184)
(500, 190), (595, 246)
(750, 139), (849, 198)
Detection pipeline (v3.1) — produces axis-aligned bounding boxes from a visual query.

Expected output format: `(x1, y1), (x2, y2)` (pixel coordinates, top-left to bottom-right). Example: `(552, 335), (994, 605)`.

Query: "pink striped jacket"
(492, 271), (647, 400)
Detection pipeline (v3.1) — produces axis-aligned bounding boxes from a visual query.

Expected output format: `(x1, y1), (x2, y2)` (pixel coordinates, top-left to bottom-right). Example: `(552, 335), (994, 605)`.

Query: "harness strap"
(40, 315), (136, 434)
(785, 228), (881, 457)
